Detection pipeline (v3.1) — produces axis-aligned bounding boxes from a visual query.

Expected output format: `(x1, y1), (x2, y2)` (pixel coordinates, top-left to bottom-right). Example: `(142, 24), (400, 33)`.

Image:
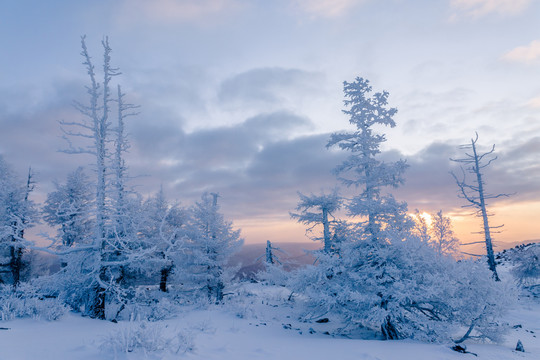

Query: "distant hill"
(230, 241), (321, 279)
(496, 241), (539, 263)
(461, 238), (540, 258)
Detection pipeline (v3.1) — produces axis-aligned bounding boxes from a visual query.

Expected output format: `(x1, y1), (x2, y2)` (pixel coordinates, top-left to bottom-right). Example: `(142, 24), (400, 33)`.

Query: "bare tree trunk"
(159, 266), (172, 292)
(470, 140), (500, 281)
(451, 134), (508, 281)
(9, 245), (22, 287)
(322, 207), (331, 253)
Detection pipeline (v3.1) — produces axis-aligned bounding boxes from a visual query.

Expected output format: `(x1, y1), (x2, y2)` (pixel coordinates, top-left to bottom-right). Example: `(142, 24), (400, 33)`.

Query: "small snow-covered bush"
(123, 296), (183, 322)
(511, 244), (540, 291)
(100, 320), (194, 356)
(0, 284), (68, 321)
(119, 288), (184, 321)
(256, 263), (289, 287)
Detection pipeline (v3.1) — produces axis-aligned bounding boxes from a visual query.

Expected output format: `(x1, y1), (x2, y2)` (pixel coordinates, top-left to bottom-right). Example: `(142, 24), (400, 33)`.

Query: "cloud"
(526, 95), (540, 108)
(449, 0), (532, 19)
(501, 40), (540, 65)
(391, 143), (461, 211)
(116, 0), (243, 25)
(293, 0), (366, 18)
(218, 67), (324, 108)
(126, 110), (319, 204)
(387, 136), (540, 214)
(135, 128), (343, 220)
(497, 137), (540, 198)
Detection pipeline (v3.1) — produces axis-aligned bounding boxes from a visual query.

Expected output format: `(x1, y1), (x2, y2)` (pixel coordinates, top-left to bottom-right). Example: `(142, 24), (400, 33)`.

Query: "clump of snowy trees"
(289, 77), (515, 343)
(0, 159), (37, 286)
(0, 37), (242, 321)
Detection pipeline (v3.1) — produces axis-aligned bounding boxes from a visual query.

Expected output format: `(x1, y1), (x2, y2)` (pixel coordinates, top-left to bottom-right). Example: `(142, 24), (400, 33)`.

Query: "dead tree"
(450, 133), (510, 281)
(290, 190), (342, 253)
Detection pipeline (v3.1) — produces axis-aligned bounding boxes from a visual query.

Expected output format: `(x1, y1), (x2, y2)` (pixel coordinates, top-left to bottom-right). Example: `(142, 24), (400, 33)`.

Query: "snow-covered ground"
(0, 286), (538, 360)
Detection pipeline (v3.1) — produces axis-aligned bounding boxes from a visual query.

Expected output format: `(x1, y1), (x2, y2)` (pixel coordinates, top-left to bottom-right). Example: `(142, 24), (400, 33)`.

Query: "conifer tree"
(327, 77), (408, 242)
(0, 158), (37, 286)
(183, 193), (242, 303)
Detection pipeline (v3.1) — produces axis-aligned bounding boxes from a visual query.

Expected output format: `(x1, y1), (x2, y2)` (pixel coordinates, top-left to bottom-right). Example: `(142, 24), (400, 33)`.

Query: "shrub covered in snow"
(0, 284), (68, 321)
(511, 243), (540, 289)
(100, 320), (194, 356)
(291, 235), (515, 343)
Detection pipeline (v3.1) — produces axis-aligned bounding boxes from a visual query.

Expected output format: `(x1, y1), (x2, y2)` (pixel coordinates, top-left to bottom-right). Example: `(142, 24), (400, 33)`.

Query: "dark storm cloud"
(489, 137), (540, 200)
(126, 111), (325, 217)
(129, 110), (312, 164)
(168, 132), (345, 219)
(393, 142), (461, 211)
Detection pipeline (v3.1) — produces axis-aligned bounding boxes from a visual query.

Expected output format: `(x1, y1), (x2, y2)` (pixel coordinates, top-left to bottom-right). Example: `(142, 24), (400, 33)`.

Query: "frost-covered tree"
(139, 188), (188, 293)
(290, 190), (342, 253)
(43, 167), (93, 250)
(57, 36), (143, 319)
(58, 36), (118, 318)
(451, 133), (509, 281)
(255, 240), (288, 286)
(411, 210), (431, 244)
(263, 240), (281, 265)
(412, 210), (459, 256)
(292, 77), (513, 342)
(511, 243), (540, 289)
(324, 77), (409, 338)
(294, 230), (513, 343)
(327, 77), (408, 242)
(182, 193), (242, 303)
(0, 158), (37, 286)
(110, 85), (139, 237)
(429, 210), (459, 256)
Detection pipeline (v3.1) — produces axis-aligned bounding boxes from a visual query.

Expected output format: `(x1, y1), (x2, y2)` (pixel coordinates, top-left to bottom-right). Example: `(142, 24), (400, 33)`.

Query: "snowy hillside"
(0, 282), (538, 360)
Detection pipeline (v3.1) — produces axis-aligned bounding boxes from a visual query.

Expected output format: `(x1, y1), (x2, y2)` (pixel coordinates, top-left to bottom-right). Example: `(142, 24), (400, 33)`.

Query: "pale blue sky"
(1, 0), (539, 244)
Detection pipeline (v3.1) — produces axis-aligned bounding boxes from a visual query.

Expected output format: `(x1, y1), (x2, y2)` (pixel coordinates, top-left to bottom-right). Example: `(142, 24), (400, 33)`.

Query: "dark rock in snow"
(451, 345), (477, 356)
(315, 318), (329, 323)
(516, 340), (525, 352)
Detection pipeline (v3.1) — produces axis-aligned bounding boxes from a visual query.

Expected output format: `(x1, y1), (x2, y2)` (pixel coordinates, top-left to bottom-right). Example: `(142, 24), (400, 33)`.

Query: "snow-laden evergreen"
(0, 157), (37, 286)
(139, 188), (188, 293)
(327, 77), (408, 242)
(180, 193), (243, 303)
(43, 167), (93, 251)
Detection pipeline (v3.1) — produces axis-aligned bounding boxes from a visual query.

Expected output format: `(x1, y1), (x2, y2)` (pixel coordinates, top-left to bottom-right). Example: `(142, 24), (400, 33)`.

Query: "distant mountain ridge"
(229, 242), (320, 278)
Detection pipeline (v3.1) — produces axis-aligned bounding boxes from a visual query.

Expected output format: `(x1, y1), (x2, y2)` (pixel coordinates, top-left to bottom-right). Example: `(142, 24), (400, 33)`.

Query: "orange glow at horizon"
(233, 201), (540, 252)
(449, 200), (540, 247)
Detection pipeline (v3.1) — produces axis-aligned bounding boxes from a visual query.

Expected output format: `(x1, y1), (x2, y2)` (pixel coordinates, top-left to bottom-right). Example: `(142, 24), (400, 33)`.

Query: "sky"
(0, 0), (539, 249)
